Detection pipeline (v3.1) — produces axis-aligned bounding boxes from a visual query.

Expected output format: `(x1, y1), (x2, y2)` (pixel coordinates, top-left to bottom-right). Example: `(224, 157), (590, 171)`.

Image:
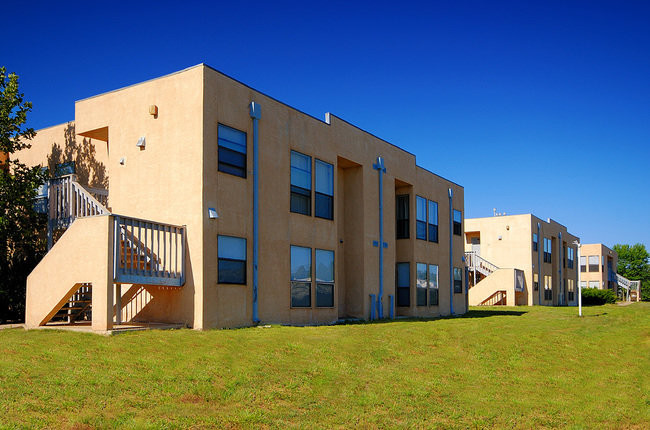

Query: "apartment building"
(21, 64), (466, 332)
(579, 243), (618, 291)
(464, 214), (579, 306)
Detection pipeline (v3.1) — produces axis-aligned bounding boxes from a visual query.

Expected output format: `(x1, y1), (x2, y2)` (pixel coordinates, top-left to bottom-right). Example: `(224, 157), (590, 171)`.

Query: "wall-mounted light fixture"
(208, 208), (219, 219)
(119, 157), (126, 165)
(136, 136), (146, 149)
(149, 105), (158, 117)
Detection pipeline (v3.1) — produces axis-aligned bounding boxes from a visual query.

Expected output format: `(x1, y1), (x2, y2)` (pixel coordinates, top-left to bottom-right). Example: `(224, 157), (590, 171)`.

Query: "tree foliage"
(613, 243), (650, 301)
(0, 67), (47, 323)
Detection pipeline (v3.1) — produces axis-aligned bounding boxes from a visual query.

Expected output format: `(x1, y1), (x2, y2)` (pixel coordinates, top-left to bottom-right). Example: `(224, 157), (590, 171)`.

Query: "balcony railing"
(113, 215), (186, 287)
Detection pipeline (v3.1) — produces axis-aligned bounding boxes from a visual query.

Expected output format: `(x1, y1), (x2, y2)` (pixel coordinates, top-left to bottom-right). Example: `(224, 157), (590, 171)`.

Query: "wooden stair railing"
(479, 290), (507, 306)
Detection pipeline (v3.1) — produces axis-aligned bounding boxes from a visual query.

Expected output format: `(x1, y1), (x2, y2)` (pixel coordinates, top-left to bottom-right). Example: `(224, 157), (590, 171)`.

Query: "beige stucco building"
(21, 64), (467, 332)
(464, 214), (579, 306)
(578, 243), (618, 291)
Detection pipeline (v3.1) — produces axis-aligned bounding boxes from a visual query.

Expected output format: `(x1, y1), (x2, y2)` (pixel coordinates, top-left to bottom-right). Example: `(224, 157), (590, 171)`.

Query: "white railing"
(113, 215), (186, 287)
(47, 174), (109, 248)
(616, 273), (632, 290)
(465, 251), (499, 277)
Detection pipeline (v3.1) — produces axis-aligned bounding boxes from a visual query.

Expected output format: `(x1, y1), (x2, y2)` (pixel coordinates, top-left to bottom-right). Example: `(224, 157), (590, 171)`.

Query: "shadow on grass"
(330, 308), (527, 327)
(461, 309), (527, 318)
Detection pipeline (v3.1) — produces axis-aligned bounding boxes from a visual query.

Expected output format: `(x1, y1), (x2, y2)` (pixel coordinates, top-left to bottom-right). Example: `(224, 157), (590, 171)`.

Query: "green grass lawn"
(1, 303), (648, 429)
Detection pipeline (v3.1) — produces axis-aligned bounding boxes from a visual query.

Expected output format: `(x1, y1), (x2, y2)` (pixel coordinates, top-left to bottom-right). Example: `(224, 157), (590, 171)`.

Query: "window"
(428, 200), (438, 243)
(601, 256), (605, 273)
(416, 196), (427, 240)
(315, 160), (333, 220)
(217, 236), (246, 284)
(580, 256), (586, 272)
(315, 249), (334, 307)
(453, 267), (463, 293)
(533, 273), (539, 291)
(588, 281), (599, 289)
(218, 124), (247, 178)
(533, 233), (538, 252)
(396, 262), (410, 307)
(544, 275), (552, 301)
(416, 263), (428, 306)
(290, 246), (311, 307)
(580, 281), (587, 289)
(453, 210), (462, 236)
(567, 247), (574, 269)
(429, 264), (439, 306)
(543, 238), (552, 263)
(568, 279), (575, 301)
(396, 195), (409, 239)
(588, 255), (599, 272)
(290, 151), (311, 215)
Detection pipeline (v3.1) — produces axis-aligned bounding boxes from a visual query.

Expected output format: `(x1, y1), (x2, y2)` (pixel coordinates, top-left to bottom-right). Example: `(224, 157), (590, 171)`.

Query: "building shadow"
(46, 122), (108, 189)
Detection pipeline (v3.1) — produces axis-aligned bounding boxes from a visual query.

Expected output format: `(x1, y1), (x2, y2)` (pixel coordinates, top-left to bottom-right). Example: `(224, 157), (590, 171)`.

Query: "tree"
(0, 67), (48, 323)
(613, 243), (650, 301)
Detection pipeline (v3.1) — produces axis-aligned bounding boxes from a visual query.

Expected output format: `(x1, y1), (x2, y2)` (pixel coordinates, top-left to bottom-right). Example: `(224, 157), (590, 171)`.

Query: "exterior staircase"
(26, 174), (186, 332)
(615, 273), (642, 302)
(465, 251), (499, 282)
(479, 290), (507, 306)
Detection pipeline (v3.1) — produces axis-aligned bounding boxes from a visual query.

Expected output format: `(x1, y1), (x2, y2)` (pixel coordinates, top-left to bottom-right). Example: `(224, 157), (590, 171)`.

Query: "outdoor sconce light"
(208, 208), (219, 219)
(149, 105), (158, 117)
(119, 157), (126, 165)
(136, 136), (146, 149)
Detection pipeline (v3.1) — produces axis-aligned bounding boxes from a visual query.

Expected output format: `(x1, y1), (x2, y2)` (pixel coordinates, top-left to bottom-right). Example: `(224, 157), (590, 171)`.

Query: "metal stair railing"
(464, 251), (499, 277)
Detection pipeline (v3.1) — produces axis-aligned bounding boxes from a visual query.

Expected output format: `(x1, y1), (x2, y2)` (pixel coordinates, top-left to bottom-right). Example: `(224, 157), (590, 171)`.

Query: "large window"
(588, 255), (599, 272)
(453, 267), (463, 293)
(533, 233), (538, 252)
(218, 124), (247, 178)
(396, 195), (409, 239)
(315, 249), (334, 307)
(453, 210), (462, 236)
(567, 247), (574, 269)
(543, 237), (552, 263)
(315, 160), (334, 220)
(290, 246), (311, 307)
(533, 273), (539, 291)
(429, 264), (439, 306)
(428, 200), (438, 243)
(580, 256), (587, 272)
(568, 279), (575, 301)
(416, 263), (427, 306)
(588, 280), (599, 289)
(544, 275), (552, 301)
(217, 235), (246, 284)
(416, 196), (427, 240)
(290, 151), (311, 215)
(396, 262), (410, 307)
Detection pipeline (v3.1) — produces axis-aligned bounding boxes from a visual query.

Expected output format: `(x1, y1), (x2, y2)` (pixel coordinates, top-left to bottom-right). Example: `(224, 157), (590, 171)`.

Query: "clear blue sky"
(3, 1), (649, 249)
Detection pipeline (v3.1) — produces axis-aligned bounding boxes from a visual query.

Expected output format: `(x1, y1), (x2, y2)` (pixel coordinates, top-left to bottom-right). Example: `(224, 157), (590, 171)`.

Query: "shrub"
(580, 288), (617, 305)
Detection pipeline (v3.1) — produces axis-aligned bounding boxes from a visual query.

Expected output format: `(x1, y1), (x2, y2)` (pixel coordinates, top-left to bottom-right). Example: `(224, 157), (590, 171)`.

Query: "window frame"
(416, 196), (427, 240)
(315, 248), (335, 308)
(290, 151), (312, 216)
(453, 267), (463, 294)
(396, 194), (410, 239)
(428, 264), (439, 306)
(290, 245), (312, 308)
(428, 200), (438, 243)
(453, 210), (462, 236)
(217, 123), (247, 178)
(314, 159), (334, 220)
(532, 233), (538, 252)
(416, 262), (428, 306)
(217, 235), (247, 285)
(396, 262), (410, 307)
(588, 255), (599, 272)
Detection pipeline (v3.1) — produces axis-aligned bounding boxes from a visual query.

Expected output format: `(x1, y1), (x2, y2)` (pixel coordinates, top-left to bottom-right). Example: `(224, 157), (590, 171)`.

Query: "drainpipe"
(250, 102), (261, 324)
(558, 232), (562, 306)
(537, 222), (542, 306)
(372, 156), (386, 319)
(448, 188), (454, 316)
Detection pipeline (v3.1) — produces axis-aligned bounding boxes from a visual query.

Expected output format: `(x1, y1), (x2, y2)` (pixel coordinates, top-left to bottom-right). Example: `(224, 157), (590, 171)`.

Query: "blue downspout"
(448, 188), (454, 316)
(250, 102), (261, 324)
(537, 222), (541, 306)
(373, 157), (386, 319)
(558, 232), (562, 306)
